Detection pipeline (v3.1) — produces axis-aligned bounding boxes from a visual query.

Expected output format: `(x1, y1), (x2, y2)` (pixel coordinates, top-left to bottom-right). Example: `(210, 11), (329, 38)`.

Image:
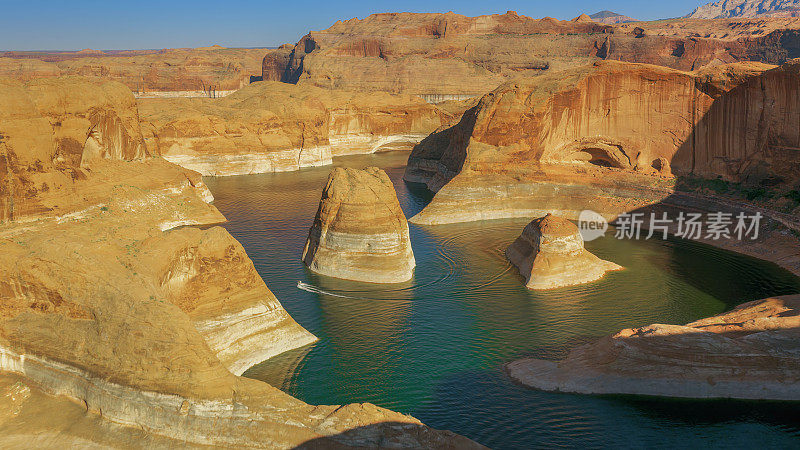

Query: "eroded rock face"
(506, 214), (621, 289)
(0, 77), (477, 448)
(303, 167), (415, 283)
(407, 60), (800, 226)
(506, 295), (800, 400)
(0, 76), (148, 223)
(138, 81), (454, 176)
(264, 11), (800, 96)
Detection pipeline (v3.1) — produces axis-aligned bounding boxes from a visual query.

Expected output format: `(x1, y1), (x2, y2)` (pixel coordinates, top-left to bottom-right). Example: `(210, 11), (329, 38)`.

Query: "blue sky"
(0, 0), (711, 51)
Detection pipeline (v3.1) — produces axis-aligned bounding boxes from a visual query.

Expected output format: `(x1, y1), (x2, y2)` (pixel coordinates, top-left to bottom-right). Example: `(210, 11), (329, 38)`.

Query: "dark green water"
(205, 152), (800, 449)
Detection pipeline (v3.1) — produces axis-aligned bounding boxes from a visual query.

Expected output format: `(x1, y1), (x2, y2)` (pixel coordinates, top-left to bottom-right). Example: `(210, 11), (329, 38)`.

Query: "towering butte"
(264, 11), (800, 96)
(303, 167), (416, 283)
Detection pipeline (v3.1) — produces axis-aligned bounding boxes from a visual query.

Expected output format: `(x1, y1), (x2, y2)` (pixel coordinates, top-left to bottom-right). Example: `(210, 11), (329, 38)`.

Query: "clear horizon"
(1, 0), (710, 52)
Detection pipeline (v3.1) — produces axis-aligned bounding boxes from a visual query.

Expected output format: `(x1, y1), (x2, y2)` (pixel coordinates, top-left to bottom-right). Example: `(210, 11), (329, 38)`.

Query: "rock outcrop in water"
(138, 81), (454, 176)
(506, 214), (621, 289)
(0, 77), (479, 448)
(506, 295), (800, 400)
(405, 59), (800, 276)
(303, 167), (415, 283)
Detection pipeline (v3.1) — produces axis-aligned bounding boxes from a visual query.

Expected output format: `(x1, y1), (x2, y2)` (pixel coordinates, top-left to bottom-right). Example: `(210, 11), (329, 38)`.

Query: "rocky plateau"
(0, 46), (268, 95)
(264, 11), (800, 97)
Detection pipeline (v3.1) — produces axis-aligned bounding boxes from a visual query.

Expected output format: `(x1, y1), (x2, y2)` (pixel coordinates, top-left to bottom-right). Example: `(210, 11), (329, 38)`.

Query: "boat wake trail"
(296, 282), (370, 299)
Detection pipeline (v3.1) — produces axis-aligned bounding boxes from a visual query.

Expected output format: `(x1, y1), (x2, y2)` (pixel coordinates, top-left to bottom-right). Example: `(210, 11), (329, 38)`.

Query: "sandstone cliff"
(138, 81), (454, 176)
(507, 295), (800, 400)
(0, 77), (479, 448)
(303, 167), (416, 283)
(406, 60), (800, 225)
(0, 76), (148, 222)
(263, 11), (800, 96)
(506, 214), (621, 289)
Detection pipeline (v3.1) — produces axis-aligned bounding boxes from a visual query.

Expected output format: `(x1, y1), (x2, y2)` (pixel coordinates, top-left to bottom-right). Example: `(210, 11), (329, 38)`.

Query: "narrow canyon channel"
(205, 151), (800, 448)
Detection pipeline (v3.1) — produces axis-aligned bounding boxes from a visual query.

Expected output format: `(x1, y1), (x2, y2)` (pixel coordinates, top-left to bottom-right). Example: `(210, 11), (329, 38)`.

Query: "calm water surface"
(205, 152), (800, 449)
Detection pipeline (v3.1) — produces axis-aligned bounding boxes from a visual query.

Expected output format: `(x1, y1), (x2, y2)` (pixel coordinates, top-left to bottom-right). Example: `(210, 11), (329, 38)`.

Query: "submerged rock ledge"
(507, 295), (800, 400)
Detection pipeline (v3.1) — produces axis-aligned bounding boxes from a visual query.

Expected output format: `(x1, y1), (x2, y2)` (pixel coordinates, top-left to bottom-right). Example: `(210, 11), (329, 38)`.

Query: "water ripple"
(206, 152), (800, 449)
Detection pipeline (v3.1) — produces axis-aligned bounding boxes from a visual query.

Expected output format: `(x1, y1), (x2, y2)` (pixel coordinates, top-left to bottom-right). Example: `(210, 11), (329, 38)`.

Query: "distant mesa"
(76, 48), (105, 55)
(0, 46), (266, 93)
(589, 10), (637, 24)
(505, 214), (622, 289)
(195, 44), (227, 51)
(302, 167), (416, 283)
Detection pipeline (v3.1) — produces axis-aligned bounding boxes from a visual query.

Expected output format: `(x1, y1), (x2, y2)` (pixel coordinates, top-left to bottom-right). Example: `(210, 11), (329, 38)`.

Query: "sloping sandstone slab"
(507, 295), (800, 400)
(138, 82), (452, 176)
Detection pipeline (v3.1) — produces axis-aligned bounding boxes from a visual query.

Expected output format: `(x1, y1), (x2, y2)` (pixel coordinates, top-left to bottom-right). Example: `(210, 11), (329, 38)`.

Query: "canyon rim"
(2, 1), (800, 448)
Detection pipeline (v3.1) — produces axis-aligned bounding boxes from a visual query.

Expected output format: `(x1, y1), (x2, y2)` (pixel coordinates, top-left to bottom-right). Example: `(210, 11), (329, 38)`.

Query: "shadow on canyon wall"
(618, 63), (800, 281)
(292, 421), (481, 449)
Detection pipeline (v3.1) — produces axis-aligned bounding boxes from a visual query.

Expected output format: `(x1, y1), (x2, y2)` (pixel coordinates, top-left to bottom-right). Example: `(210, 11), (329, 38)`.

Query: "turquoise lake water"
(204, 152), (800, 449)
